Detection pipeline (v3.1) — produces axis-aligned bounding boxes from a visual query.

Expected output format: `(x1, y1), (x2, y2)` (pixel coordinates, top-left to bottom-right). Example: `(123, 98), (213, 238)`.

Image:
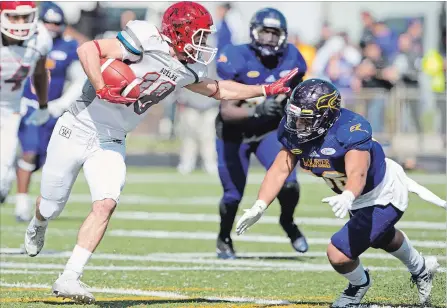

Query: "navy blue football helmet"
(249, 8), (287, 57)
(285, 79), (341, 143)
(39, 2), (66, 38)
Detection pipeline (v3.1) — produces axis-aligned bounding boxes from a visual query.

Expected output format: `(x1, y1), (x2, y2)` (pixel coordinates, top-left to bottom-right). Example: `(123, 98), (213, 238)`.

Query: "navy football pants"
(216, 130), (300, 241)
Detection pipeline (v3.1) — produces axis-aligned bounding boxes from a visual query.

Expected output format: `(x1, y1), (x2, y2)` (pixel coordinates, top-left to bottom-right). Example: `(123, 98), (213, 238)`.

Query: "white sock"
(390, 235), (424, 275)
(32, 215), (48, 227)
(342, 263), (368, 286)
(63, 245), (92, 279)
(15, 193), (30, 215)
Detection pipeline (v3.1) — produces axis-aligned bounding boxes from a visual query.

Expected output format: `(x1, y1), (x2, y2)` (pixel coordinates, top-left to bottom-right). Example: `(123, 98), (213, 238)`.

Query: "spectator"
(325, 52), (361, 91)
(406, 18), (424, 56)
(97, 10), (136, 39)
(315, 22), (332, 50)
(176, 89), (219, 175)
(289, 33), (316, 79)
(215, 2), (244, 52)
(394, 33), (423, 134)
(372, 21), (399, 62)
(355, 41), (399, 133)
(359, 11), (375, 49)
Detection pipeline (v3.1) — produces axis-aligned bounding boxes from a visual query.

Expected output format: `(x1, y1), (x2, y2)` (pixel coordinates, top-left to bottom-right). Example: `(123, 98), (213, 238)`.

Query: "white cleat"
(52, 275), (95, 304)
(24, 218), (47, 257)
(411, 256), (439, 305)
(331, 270), (372, 308)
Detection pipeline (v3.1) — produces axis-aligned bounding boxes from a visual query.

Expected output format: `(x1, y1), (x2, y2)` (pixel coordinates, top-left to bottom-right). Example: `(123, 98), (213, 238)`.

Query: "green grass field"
(0, 168), (446, 308)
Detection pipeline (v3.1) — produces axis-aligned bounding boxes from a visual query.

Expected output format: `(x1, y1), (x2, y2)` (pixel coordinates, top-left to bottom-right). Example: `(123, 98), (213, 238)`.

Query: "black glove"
(253, 98), (282, 118)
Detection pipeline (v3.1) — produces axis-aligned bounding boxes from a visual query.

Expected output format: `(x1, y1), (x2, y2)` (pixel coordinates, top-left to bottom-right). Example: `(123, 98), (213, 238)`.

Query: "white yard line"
(1, 206), (444, 229)
(2, 261), (445, 273)
(1, 227), (445, 248)
(30, 172), (447, 185)
(111, 211), (447, 231)
(3, 250), (445, 262)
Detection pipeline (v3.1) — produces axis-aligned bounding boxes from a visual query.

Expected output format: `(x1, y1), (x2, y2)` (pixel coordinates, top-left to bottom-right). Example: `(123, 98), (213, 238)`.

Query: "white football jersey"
(0, 22), (52, 113)
(69, 20), (208, 139)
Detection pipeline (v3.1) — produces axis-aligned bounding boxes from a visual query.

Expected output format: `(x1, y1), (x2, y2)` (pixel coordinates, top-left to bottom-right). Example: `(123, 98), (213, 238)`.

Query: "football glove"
(322, 190), (355, 219)
(25, 108), (50, 126)
(262, 68), (298, 96)
(253, 97), (283, 118)
(96, 82), (137, 104)
(236, 200), (268, 235)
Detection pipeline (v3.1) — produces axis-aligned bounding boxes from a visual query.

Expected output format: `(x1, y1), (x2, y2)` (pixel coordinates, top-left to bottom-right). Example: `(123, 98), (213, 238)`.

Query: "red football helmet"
(0, 1), (38, 40)
(161, 1), (217, 65)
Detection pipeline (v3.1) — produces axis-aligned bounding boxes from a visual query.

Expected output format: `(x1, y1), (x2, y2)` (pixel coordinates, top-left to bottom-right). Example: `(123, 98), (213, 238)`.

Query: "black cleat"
(216, 237), (236, 259)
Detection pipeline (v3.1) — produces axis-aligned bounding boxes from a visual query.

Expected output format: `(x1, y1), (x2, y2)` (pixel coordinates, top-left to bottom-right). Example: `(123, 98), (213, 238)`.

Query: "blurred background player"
(214, 8), (308, 259)
(15, 2), (84, 222)
(0, 1), (52, 206)
(176, 89), (219, 175)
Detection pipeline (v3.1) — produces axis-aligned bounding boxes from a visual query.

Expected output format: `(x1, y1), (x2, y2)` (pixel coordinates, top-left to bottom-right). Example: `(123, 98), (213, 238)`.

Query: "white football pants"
(40, 112), (126, 218)
(0, 110), (21, 198)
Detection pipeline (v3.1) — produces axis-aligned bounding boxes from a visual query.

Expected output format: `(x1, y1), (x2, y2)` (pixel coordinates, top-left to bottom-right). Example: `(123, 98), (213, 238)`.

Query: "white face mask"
(183, 26), (218, 65)
(0, 6), (38, 41)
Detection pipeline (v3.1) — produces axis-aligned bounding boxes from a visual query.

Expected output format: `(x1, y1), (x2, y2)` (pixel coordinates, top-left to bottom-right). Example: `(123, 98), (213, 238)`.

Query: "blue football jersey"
(215, 43), (307, 142)
(23, 36), (79, 101)
(217, 43), (306, 85)
(278, 108), (386, 195)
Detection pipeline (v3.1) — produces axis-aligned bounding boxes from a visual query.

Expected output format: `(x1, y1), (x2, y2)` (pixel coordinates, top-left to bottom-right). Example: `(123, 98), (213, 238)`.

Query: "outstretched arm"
(235, 148), (297, 235)
(32, 56), (49, 109)
(186, 68), (299, 100)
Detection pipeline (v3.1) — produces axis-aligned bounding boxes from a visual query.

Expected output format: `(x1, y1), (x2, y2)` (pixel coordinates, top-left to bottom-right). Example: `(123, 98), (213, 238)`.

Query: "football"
(99, 58), (140, 100)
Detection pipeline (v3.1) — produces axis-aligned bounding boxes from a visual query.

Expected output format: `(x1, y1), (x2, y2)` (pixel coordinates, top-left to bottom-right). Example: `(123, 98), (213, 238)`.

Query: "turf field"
(0, 167), (446, 307)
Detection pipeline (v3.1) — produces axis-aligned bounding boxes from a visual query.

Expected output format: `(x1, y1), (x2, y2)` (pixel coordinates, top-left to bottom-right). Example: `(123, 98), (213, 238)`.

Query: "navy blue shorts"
(18, 106), (58, 171)
(331, 204), (404, 259)
(216, 130), (297, 204)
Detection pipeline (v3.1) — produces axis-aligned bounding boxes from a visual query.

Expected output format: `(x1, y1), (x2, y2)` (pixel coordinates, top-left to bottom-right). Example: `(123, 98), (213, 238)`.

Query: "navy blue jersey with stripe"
(215, 43), (307, 142)
(277, 108), (386, 195)
(22, 36), (78, 101)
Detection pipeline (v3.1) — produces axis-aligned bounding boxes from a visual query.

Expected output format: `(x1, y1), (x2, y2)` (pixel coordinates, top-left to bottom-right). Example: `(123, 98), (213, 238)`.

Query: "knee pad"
(18, 158), (37, 172)
(39, 197), (65, 220)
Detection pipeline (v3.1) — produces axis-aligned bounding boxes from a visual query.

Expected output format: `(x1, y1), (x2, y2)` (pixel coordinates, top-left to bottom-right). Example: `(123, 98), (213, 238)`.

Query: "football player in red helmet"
(0, 1), (51, 211)
(0, 1), (38, 41)
(161, 1), (217, 65)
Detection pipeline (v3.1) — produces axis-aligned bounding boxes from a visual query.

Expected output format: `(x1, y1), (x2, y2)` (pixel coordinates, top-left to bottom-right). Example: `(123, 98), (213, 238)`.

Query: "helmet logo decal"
(349, 123), (369, 133)
(316, 90), (340, 110)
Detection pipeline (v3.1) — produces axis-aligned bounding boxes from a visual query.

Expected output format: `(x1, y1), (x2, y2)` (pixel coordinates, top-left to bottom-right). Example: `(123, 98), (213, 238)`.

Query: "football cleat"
(52, 274), (95, 304)
(216, 237), (236, 259)
(291, 235), (309, 253)
(24, 217), (47, 257)
(411, 256), (439, 305)
(331, 270), (371, 308)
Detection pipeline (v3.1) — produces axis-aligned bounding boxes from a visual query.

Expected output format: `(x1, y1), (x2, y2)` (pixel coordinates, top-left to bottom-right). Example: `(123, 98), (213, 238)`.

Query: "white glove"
(25, 108), (50, 126)
(322, 190), (355, 219)
(235, 200), (268, 235)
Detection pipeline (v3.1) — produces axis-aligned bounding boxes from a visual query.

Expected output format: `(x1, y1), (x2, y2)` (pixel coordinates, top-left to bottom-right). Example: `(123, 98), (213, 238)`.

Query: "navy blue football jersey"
(215, 43), (307, 143)
(23, 36), (78, 101)
(278, 108), (386, 195)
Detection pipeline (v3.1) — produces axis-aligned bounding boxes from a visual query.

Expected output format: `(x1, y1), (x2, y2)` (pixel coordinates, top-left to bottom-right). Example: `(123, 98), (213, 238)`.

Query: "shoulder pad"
(336, 122), (372, 151)
(216, 44), (245, 80)
(120, 21), (168, 55)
